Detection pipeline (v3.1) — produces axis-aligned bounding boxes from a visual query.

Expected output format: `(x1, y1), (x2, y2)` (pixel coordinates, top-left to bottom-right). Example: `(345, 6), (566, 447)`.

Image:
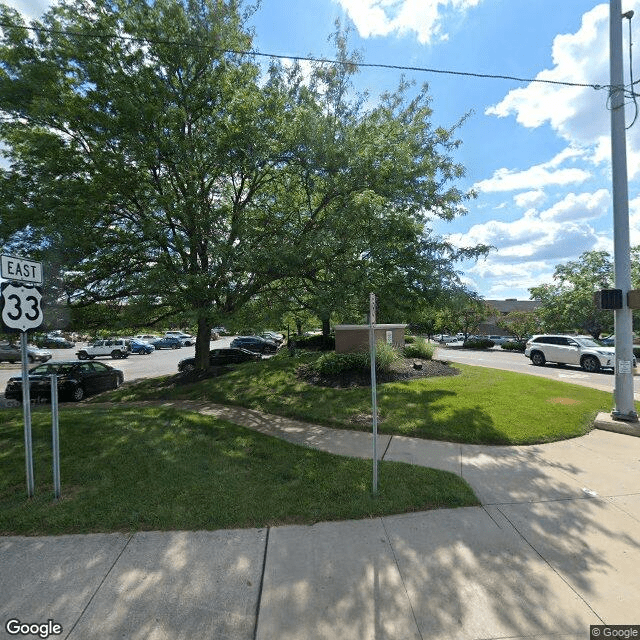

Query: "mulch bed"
(297, 358), (460, 388)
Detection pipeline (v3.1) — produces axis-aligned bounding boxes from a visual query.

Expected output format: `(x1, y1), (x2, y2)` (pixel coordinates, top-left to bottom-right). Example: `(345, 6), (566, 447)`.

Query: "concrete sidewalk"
(2, 403), (640, 639)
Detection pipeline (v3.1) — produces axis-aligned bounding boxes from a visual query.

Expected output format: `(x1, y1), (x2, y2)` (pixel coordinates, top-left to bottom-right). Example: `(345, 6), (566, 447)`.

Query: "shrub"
(403, 337), (435, 360)
(293, 334), (335, 351)
(501, 340), (527, 352)
(463, 338), (495, 350)
(404, 335), (416, 344)
(309, 342), (400, 376)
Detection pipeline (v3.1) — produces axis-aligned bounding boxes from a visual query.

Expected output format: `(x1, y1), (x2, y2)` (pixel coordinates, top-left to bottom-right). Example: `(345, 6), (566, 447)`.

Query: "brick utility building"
(334, 324), (407, 353)
(478, 299), (541, 336)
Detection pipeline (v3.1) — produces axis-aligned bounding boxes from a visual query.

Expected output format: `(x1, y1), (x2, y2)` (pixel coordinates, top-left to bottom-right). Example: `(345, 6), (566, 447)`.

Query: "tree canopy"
(529, 249), (640, 338)
(0, 0), (487, 367)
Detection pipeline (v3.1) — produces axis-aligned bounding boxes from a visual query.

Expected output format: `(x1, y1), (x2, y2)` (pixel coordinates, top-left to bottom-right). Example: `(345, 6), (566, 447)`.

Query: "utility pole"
(609, 0), (638, 421)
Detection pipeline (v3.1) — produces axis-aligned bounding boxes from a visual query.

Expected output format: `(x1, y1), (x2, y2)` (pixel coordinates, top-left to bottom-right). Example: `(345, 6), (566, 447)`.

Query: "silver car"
(0, 342), (52, 364)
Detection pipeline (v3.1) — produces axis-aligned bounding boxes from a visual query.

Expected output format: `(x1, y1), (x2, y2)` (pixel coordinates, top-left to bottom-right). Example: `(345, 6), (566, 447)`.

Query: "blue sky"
(4, 0), (640, 301)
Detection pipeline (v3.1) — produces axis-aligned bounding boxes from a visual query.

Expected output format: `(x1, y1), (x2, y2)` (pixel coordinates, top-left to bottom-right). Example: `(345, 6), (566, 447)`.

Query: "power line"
(0, 19), (610, 92)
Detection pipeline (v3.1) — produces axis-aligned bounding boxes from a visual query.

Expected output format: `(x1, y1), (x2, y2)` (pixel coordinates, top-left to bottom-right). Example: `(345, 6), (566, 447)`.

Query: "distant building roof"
(486, 299), (541, 313)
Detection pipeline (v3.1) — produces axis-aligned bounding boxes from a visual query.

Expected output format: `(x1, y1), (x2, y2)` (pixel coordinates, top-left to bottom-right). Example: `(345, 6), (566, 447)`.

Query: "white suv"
(524, 334), (633, 373)
(77, 338), (130, 360)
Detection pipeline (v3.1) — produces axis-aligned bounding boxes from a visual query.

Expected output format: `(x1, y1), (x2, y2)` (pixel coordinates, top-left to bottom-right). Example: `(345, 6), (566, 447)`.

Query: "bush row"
(304, 338), (436, 377)
(463, 338), (495, 350)
(501, 341), (527, 352)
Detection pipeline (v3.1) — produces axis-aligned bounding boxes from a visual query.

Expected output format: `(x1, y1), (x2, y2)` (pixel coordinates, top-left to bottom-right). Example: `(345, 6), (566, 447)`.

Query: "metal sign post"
(1, 254), (44, 497)
(369, 293), (378, 495)
(20, 331), (35, 498)
(51, 374), (61, 500)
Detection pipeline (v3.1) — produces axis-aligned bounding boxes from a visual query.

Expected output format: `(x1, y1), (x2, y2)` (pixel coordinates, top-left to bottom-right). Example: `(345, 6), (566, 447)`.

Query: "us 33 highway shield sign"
(1, 282), (44, 331)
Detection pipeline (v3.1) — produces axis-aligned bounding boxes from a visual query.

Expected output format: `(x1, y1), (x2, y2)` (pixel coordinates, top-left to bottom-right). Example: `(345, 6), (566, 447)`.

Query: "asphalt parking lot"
(0, 336), (236, 407)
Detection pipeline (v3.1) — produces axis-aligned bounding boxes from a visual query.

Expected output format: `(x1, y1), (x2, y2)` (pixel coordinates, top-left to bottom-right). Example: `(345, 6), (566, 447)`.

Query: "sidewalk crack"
(252, 527), (270, 640)
(381, 518), (424, 640)
(63, 533), (134, 639)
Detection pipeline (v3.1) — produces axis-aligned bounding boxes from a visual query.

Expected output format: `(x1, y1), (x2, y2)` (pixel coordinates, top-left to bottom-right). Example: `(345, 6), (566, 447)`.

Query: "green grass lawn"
(0, 406), (478, 536)
(102, 352), (613, 445)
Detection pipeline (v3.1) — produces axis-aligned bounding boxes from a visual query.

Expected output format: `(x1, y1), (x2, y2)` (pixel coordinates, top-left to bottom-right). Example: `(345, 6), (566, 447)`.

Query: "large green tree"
(1, 0), (297, 366)
(1, 1), (486, 368)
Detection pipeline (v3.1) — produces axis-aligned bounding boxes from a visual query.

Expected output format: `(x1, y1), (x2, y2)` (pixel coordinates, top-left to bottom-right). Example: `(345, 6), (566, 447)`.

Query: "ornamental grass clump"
(311, 342), (401, 376)
(403, 337), (435, 360)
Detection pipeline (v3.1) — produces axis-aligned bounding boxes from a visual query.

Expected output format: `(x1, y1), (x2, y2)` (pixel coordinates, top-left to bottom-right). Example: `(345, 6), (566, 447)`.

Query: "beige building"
(478, 299), (541, 336)
(334, 324), (407, 353)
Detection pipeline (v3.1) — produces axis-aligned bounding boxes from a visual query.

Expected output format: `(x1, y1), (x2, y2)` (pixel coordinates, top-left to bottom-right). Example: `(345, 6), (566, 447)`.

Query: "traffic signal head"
(593, 289), (623, 310)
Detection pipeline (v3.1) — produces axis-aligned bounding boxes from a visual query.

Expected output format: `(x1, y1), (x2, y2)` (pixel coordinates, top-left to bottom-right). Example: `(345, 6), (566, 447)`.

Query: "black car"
(230, 336), (278, 354)
(4, 361), (124, 402)
(178, 348), (261, 372)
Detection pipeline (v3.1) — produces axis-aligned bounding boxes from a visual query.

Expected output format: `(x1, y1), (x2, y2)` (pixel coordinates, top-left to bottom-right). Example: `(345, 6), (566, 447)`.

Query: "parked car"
(165, 331), (195, 346)
(37, 336), (75, 348)
(77, 338), (130, 360)
(261, 331), (284, 344)
(230, 336), (278, 354)
(0, 342), (52, 364)
(128, 338), (155, 355)
(4, 360), (124, 402)
(134, 334), (160, 343)
(599, 335), (615, 346)
(524, 334), (635, 372)
(150, 336), (182, 350)
(485, 335), (514, 345)
(435, 334), (457, 344)
(178, 347), (261, 372)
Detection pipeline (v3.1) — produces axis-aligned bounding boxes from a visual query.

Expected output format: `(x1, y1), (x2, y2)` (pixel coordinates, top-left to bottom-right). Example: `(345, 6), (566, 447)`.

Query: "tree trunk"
(321, 316), (330, 338)
(195, 316), (212, 370)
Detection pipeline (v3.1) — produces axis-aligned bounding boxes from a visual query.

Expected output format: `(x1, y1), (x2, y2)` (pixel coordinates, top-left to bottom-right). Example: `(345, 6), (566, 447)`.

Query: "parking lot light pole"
(610, 0), (638, 421)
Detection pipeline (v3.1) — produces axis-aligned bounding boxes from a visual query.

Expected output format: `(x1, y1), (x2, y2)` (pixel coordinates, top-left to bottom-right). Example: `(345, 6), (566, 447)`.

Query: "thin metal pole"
(51, 374), (60, 500)
(610, 0), (638, 420)
(20, 330), (35, 497)
(370, 293), (378, 494)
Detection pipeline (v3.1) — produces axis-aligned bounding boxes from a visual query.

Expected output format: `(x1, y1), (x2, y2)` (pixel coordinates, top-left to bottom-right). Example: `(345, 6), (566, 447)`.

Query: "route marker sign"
(0, 254), (44, 498)
(1, 282), (44, 331)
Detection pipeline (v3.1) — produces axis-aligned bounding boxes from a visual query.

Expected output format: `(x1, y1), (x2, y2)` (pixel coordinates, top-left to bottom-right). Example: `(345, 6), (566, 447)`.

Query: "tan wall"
(335, 325), (406, 353)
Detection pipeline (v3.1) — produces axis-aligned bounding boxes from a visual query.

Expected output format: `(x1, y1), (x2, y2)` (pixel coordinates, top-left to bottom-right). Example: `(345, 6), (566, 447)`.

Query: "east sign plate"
(1, 254), (43, 284)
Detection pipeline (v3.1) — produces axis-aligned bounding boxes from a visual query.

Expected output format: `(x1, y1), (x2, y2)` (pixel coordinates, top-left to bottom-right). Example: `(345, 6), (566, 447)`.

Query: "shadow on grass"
(377, 386), (508, 444)
(0, 406), (476, 536)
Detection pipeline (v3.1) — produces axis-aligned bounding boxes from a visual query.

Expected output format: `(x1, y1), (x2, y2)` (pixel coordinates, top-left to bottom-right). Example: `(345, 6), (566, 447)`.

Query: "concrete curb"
(593, 410), (640, 437)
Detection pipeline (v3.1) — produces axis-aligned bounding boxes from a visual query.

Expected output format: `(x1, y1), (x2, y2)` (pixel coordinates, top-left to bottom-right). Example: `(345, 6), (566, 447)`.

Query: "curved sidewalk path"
(3, 401), (640, 639)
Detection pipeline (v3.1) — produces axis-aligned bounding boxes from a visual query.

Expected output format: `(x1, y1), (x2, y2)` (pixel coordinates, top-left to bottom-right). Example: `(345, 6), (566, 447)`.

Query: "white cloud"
(485, 2), (640, 178)
(464, 257), (555, 299)
(514, 190), (546, 208)
(474, 148), (591, 193)
(539, 189), (609, 222)
(333, 0), (483, 44)
(486, 5), (609, 132)
(449, 189), (610, 266)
